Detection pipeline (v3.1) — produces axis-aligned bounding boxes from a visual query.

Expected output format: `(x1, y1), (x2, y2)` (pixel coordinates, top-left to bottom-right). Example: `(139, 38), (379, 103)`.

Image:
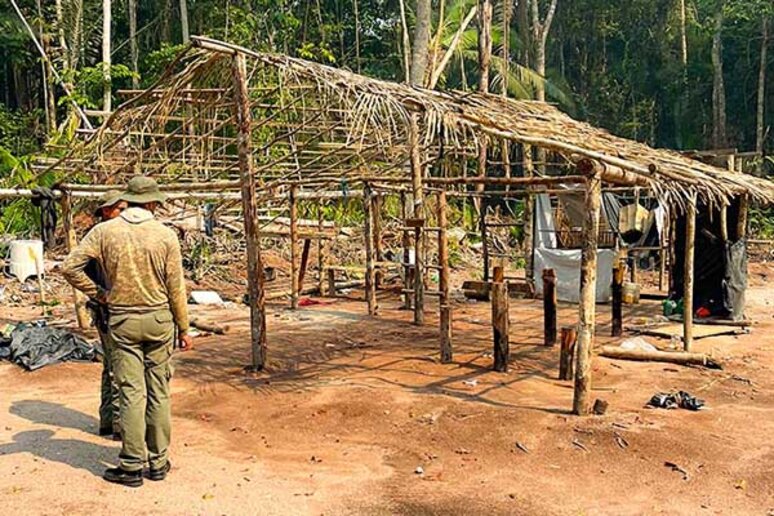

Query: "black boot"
(147, 460), (171, 481)
(103, 466), (143, 487)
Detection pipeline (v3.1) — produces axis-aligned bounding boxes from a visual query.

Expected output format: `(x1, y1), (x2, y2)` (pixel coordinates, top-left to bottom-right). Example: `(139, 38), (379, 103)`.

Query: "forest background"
(0, 0), (772, 236)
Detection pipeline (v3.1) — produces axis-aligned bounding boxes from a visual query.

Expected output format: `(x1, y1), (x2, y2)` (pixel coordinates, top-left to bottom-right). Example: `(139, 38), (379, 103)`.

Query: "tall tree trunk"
(711, 5), (727, 149)
(517, 0), (530, 67)
(477, 0), (493, 93)
(35, 0), (56, 135)
(102, 0), (112, 113)
(756, 18), (768, 155)
(180, 0), (190, 43)
(353, 0), (361, 73)
(531, 0), (559, 102)
(129, 0), (139, 88)
(410, 0), (432, 85)
(679, 0), (688, 70)
(501, 0), (510, 96)
(399, 0), (411, 83)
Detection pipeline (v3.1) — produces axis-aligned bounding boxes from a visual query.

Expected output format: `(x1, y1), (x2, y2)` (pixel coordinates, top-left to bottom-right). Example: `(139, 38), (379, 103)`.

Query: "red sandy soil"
(0, 265), (773, 515)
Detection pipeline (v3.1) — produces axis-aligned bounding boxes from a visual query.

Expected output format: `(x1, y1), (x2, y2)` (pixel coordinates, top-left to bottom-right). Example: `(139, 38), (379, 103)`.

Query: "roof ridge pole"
(573, 159), (602, 416)
(231, 51), (267, 371)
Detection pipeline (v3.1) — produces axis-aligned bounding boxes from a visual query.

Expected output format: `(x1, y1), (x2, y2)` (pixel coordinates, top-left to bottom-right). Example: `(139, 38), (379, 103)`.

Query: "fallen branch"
(190, 318), (230, 335)
(598, 346), (722, 369)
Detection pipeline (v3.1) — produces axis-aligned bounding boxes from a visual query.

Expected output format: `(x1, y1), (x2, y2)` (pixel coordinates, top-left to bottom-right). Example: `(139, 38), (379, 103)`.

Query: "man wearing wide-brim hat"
(85, 189), (127, 441)
(63, 175), (193, 487)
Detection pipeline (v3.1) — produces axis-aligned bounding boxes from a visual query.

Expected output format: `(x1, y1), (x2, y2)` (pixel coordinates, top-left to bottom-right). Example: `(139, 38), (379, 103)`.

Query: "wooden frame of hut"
(14, 37), (773, 415)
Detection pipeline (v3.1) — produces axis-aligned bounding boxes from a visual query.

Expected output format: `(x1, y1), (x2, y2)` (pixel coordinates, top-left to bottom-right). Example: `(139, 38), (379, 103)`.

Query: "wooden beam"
(373, 193), (384, 289)
(573, 162), (602, 415)
(231, 52), (266, 371)
(289, 185), (299, 309)
(400, 191), (412, 309)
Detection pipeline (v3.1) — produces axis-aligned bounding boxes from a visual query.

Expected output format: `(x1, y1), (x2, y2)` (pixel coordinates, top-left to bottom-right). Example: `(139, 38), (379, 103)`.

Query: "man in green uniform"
(86, 190), (127, 440)
(63, 176), (192, 487)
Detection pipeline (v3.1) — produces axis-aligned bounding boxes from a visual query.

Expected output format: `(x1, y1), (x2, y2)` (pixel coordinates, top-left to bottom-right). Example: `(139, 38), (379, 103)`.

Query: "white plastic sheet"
(533, 248), (615, 303)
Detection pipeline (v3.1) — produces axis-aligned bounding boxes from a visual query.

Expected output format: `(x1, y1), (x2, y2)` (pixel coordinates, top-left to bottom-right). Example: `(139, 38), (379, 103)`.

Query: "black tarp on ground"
(671, 196), (747, 319)
(0, 324), (98, 371)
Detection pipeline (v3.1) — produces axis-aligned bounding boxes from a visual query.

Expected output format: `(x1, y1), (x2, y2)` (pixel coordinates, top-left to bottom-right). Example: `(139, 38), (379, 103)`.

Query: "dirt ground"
(0, 264), (773, 515)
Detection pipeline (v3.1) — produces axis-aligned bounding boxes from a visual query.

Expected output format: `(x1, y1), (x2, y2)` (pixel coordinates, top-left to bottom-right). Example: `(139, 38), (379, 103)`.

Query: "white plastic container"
(8, 240), (45, 282)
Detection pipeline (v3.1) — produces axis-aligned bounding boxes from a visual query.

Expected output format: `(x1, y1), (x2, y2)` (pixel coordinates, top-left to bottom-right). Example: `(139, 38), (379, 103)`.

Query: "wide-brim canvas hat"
(94, 189), (124, 215)
(120, 176), (167, 204)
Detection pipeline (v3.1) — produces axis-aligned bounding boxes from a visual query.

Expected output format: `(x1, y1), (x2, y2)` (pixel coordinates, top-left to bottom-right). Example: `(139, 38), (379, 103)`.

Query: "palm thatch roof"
(42, 36), (774, 209)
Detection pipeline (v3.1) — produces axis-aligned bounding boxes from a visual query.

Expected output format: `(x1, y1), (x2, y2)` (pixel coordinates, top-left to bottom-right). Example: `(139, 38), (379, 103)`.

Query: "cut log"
(598, 346), (722, 369)
(190, 318), (230, 335)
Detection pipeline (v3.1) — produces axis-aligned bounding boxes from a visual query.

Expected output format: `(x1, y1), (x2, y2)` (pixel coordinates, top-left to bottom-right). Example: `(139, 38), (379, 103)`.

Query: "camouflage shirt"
(62, 207), (189, 332)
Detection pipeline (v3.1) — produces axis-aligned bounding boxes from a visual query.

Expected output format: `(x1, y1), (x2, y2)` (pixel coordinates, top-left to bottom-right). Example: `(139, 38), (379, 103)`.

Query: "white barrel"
(8, 240), (45, 282)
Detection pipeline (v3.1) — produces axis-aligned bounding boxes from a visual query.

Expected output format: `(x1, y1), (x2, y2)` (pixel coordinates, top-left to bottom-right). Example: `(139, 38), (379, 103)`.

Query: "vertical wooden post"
(480, 199), (490, 281)
(317, 201), (325, 295)
(559, 326), (577, 381)
(231, 52), (266, 370)
(659, 205), (668, 291)
(373, 192), (384, 289)
(492, 267), (509, 372)
(363, 183), (377, 315)
(61, 192), (90, 329)
(298, 239), (311, 291)
(326, 268), (336, 297)
(611, 259), (624, 337)
(289, 185), (299, 309)
(438, 190), (452, 363)
(409, 113), (425, 325)
(400, 191), (412, 309)
(542, 268), (557, 346)
(737, 194), (749, 240)
(683, 193), (697, 352)
(523, 144), (535, 287)
(573, 162), (602, 416)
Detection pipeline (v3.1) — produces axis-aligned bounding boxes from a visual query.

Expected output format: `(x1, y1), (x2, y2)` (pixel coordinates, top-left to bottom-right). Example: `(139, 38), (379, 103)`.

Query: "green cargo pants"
(97, 327), (120, 435)
(109, 309), (175, 472)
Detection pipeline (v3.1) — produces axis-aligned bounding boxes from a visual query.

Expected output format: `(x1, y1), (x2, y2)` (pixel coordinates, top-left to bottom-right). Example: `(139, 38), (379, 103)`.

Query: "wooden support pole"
(523, 144), (535, 286)
(317, 202), (325, 295)
(61, 192), (90, 329)
(542, 268), (557, 346)
(559, 326), (577, 381)
(231, 52), (266, 371)
(491, 272), (510, 372)
(373, 193), (384, 289)
(611, 259), (624, 337)
(298, 239), (311, 291)
(409, 113), (425, 325)
(438, 190), (453, 363)
(289, 185), (299, 309)
(659, 205), (668, 291)
(401, 191), (412, 309)
(363, 183), (377, 315)
(573, 163), (602, 416)
(683, 194), (696, 351)
(480, 199), (490, 281)
(326, 268), (336, 297)
(737, 194), (748, 240)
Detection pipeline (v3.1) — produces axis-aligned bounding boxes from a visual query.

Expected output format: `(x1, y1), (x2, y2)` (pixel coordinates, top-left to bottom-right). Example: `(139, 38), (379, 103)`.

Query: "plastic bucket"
(8, 240), (45, 282)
